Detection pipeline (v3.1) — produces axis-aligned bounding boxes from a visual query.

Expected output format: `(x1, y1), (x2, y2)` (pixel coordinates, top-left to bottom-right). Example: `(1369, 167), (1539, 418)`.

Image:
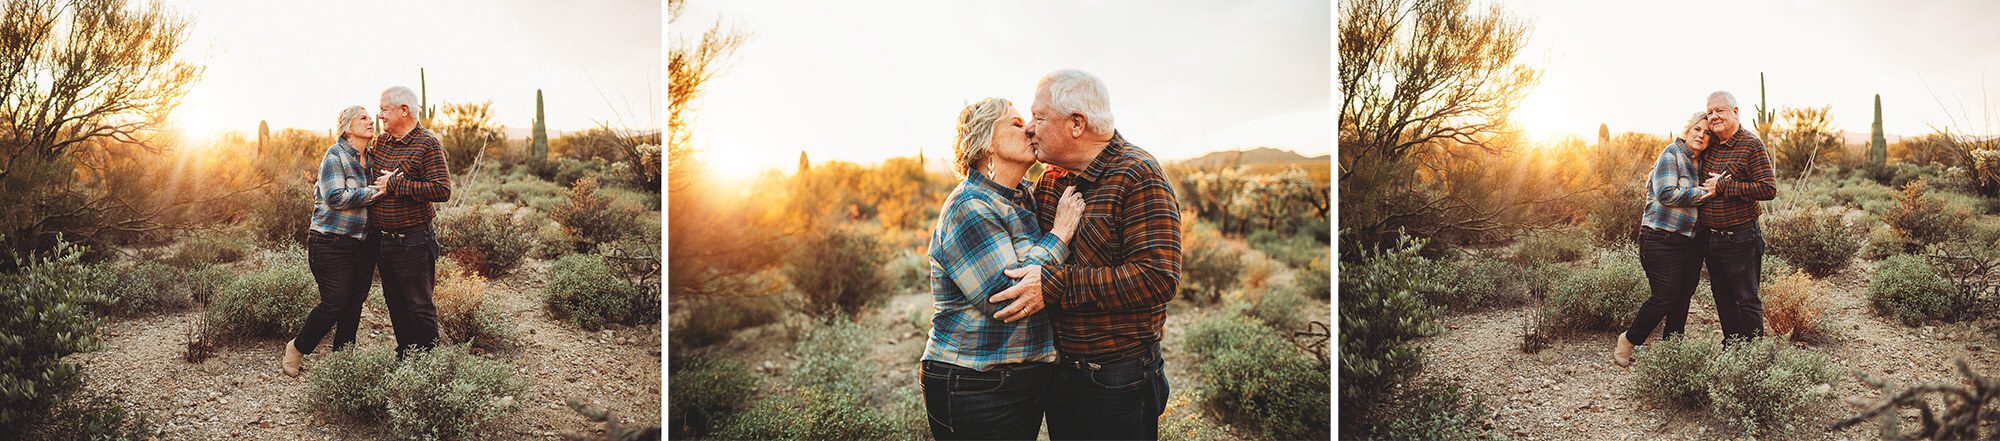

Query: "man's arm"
(1722, 144), (1777, 201)
(1043, 176), (1181, 311)
(391, 143), (452, 202)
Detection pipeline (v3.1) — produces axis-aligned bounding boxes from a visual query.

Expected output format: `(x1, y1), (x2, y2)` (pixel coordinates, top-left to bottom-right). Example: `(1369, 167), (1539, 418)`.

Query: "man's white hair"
(1707, 90), (1737, 108)
(382, 86), (421, 113)
(1037, 69), (1115, 135)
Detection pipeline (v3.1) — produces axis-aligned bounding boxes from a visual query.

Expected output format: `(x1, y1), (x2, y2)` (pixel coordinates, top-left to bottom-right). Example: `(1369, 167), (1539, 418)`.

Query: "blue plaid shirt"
(921, 170), (1067, 371)
(310, 138), (380, 239)
(1641, 139), (1709, 237)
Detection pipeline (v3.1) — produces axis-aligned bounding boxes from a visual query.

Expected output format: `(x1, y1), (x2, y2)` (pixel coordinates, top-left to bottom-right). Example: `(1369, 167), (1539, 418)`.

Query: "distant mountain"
(497, 127), (659, 140)
(1176, 147), (1329, 168)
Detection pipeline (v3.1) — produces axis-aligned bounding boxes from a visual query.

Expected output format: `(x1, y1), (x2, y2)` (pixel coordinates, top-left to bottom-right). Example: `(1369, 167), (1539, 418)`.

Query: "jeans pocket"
(1087, 365), (1149, 392)
(950, 372), (1007, 396)
(308, 231), (338, 247)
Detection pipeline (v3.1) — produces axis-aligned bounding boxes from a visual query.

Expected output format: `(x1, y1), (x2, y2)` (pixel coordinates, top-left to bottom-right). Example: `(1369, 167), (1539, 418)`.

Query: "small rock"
(762, 361), (775, 371)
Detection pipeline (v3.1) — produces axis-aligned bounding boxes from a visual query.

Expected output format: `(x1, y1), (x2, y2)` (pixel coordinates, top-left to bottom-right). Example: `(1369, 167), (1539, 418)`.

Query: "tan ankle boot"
(1612, 332), (1635, 367)
(282, 340), (304, 377)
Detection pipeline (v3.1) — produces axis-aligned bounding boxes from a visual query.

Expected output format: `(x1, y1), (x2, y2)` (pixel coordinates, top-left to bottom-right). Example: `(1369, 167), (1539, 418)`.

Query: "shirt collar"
(382, 124), (426, 145)
(965, 169), (1028, 200)
(1062, 131), (1128, 184)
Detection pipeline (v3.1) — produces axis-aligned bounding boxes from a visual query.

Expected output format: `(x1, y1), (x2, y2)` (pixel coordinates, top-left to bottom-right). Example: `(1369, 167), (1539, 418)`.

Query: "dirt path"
(1418, 258), (2000, 440)
(65, 257), (662, 439)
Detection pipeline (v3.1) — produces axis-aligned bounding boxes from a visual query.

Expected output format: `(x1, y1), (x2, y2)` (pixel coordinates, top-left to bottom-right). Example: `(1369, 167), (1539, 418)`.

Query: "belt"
(1702, 222), (1756, 237)
(1058, 343), (1160, 371)
(371, 225), (431, 239)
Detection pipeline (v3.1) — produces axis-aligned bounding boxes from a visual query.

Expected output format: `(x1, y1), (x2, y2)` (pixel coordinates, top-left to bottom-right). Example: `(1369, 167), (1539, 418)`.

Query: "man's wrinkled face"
(1706, 97), (1739, 136)
(378, 100), (411, 129)
(1027, 86), (1087, 167)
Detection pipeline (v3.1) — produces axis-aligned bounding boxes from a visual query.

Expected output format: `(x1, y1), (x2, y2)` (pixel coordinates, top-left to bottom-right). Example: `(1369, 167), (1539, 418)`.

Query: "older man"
(369, 85), (452, 357)
(991, 69), (1181, 440)
(1700, 90), (1777, 344)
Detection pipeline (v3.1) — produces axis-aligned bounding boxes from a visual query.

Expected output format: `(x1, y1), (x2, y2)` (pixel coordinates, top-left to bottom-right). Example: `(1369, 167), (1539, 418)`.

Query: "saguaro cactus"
(1754, 72), (1775, 137)
(419, 68), (436, 127)
(1869, 94), (1887, 170)
(531, 89), (548, 163)
(257, 120), (269, 155)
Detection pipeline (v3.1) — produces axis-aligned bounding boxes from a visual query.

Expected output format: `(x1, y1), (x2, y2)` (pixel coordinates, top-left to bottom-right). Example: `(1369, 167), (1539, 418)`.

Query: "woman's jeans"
(921, 360), (1053, 440)
(1625, 227), (1705, 346)
(294, 230), (376, 355)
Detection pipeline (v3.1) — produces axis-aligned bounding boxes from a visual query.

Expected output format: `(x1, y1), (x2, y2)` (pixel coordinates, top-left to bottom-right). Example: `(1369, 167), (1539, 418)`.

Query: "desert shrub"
(1161, 414), (1234, 441)
(1237, 253), (1281, 296)
(1862, 223), (1911, 261)
(1296, 259), (1330, 301)
(434, 261), (512, 348)
(1883, 180), (1971, 247)
(1582, 184), (1645, 245)
(1540, 248), (1648, 332)
(495, 175), (565, 212)
(307, 344), (397, 421)
(715, 319), (899, 440)
(1184, 314), (1329, 440)
(1630, 334), (1721, 407)
(1762, 271), (1829, 342)
(37, 396), (159, 440)
(669, 291), (784, 350)
(94, 261), (196, 315)
(206, 246), (316, 338)
(435, 204), (537, 277)
(1512, 229), (1593, 264)
(1764, 205), (1861, 277)
(1337, 236), (1444, 425)
(545, 253), (639, 331)
(1181, 223), (1242, 304)
(1442, 259), (1560, 313)
(668, 357), (755, 439)
(1248, 283), (1309, 331)
(1379, 378), (1496, 441)
(1868, 254), (1960, 325)
(550, 176), (642, 249)
(1704, 336), (1843, 436)
(163, 229), (251, 268)
(783, 226), (889, 317)
(380, 344), (527, 440)
(249, 178), (315, 246)
(0, 238), (108, 428)
(530, 218), (577, 259)
(885, 249), (927, 293)
(1247, 228), (1327, 269)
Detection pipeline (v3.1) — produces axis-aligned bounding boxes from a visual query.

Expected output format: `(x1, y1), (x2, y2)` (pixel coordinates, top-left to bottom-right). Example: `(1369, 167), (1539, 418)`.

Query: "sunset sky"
(1503, 1), (2000, 144)
(160, 0), (659, 141)
(674, 0), (1332, 181)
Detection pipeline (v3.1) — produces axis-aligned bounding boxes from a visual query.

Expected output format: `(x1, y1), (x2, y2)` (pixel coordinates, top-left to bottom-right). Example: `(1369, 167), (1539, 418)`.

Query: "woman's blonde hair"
(953, 98), (1011, 176)
(336, 105), (369, 141)
(1678, 111), (1709, 144)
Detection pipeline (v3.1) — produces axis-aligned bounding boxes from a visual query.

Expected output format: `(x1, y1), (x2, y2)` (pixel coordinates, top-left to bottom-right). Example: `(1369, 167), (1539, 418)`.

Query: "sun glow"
(1509, 92), (1580, 145)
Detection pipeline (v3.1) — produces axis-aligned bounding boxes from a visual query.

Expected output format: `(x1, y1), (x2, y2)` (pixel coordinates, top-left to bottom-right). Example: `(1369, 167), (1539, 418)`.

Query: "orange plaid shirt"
(1031, 132), (1182, 359)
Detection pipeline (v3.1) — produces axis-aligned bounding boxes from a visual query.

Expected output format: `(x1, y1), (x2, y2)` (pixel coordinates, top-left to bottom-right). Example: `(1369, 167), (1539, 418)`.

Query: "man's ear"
(1069, 114), (1085, 138)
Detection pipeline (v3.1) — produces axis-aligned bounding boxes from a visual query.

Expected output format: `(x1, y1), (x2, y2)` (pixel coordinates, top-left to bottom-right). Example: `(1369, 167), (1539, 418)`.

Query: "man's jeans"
(1626, 227), (1705, 346)
(1046, 345), (1169, 440)
(1705, 223), (1766, 344)
(294, 230), (375, 355)
(921, 360), (1052, 440)
(372, 225), (441, 357)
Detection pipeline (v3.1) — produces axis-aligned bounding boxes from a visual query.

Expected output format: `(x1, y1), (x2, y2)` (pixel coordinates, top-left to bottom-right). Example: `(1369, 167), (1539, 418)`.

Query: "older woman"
(920, 97), (1084, 439)
(1614, 111), (1725, 366)
(282, 106), (389, 376)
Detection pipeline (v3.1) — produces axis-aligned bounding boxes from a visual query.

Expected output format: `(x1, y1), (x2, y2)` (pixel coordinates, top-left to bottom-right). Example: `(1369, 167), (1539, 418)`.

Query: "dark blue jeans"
(1625, 227), (1705, 345)
(921, 360), (1052, 440)
(1046, 346), (1169, 440)
(1705, 223), (1766, 344)
(372, 225), (441, 357)
(294, 230), (376, 355)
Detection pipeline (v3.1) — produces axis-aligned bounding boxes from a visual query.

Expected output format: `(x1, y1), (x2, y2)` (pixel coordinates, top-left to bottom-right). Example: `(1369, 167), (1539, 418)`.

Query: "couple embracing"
(919, 69), (1182, 440)
(280, 85), (452, 375)
(1614, 90), (1779, 366)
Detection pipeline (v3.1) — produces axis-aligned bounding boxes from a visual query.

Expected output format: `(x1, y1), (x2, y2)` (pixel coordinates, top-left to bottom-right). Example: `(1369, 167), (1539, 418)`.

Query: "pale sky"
(676, 0), (1332, 181)
(1503, 1), (2000, 143)
(161, 0), (660, 141)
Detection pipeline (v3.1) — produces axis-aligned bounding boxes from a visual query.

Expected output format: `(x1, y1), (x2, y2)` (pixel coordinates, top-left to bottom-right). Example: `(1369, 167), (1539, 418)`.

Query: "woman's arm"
(320, 151), (378, 209)
(935, 199), (1057, 318)
(1651, 144), (1708, 206)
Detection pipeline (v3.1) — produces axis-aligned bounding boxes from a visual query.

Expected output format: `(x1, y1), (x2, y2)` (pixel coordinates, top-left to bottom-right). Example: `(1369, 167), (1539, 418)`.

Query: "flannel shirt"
(921, 170), (1067, 371)
(1032, 132), (1182, 359)
(365, 124), (452, 230)
(1641, 139), (1708, 238)
(309, 138), (379, 239)
(1697, 128), (1776, 229)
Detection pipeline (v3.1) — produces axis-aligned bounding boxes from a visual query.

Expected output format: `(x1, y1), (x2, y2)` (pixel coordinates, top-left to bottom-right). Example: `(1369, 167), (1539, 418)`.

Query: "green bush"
(1583, 184), (1645, 245)
(885, 249), (928, 293)
(550, 176), (642, 249)
(249, 179), (315, 247)
(1185, 314), (1329, 440)
(1248, 228), (1328, 269)
(207, 246), (317, 338)
(1884, 180), (1971, 247)
(38, 396), (159, 440)
(1540, 248), (1648, 331)
(1442, 259), (1560, 313)
(1630, 335), (1842, 437)
(1337, 236), (1445, 426)
(668, 292), (783, 349)
(0, 238), (108, 428)
(1380, 378), (1496, 441)
(380, 344), (527, 440)
(1512, 229), (1593, 264)
(1248, 283), (1309, 331)
(1862, 223), (1911, 261)
(163, 229), (251, 268)
(307, 343), (397, 421)
(94, 261), (206, 316)
(1181, 224), (1242, 304)
(1764, 205), (1861, 277)
(715, 319), (900, 440)
(1868, 254), (1960, 325)
(435, 204), (537, 277)
(667, 357), (755, 439)
(545, 253), (639, 331)
(783, 226), (890, 317)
